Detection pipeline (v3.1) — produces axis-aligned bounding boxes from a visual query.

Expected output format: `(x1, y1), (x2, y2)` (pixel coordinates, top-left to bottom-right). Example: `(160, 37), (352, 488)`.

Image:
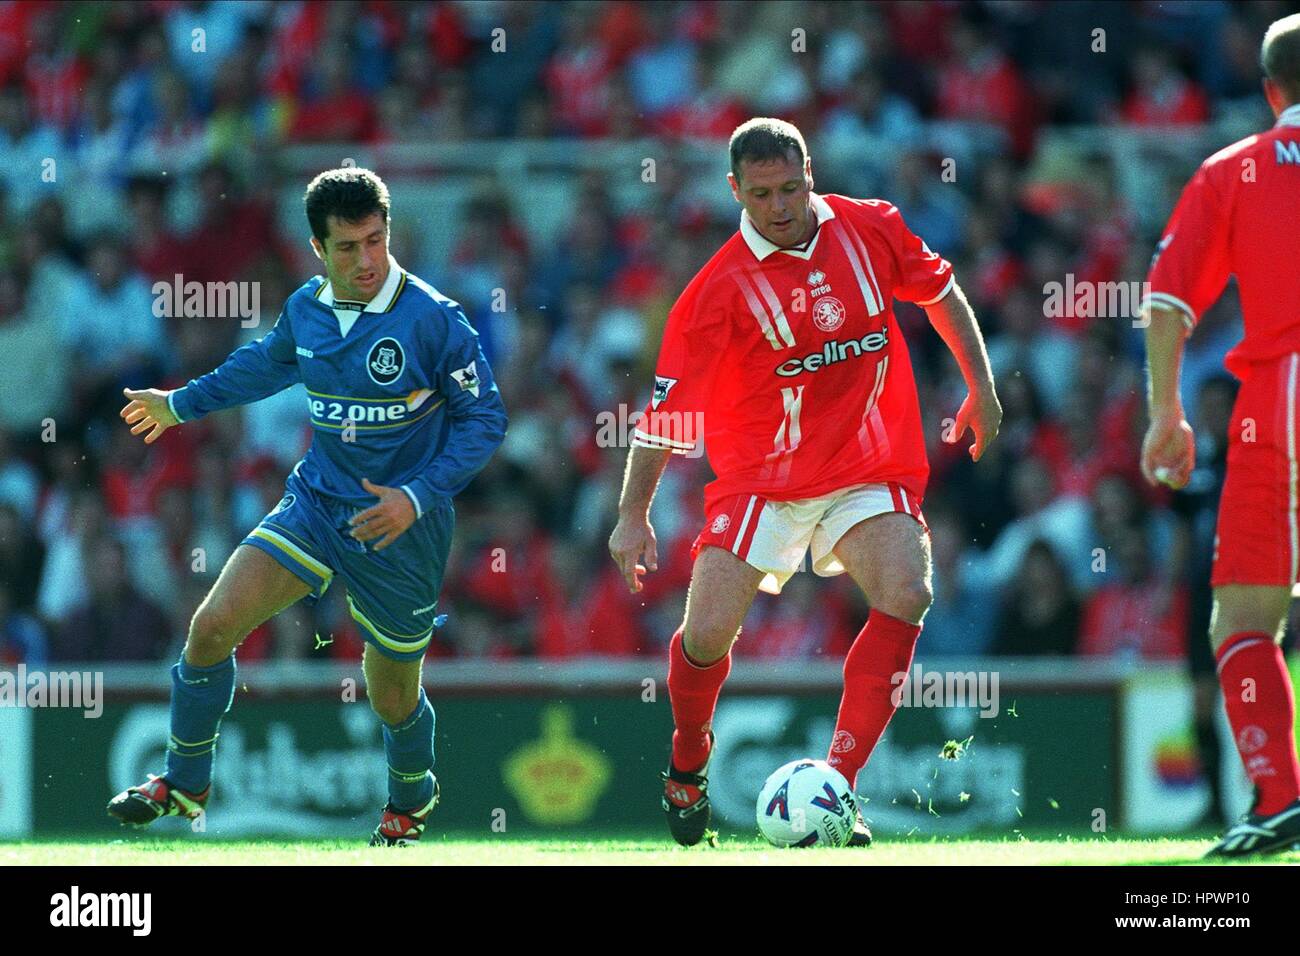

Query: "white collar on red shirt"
(740, 192), (835, 261)
(1277, 103), (1300, 127)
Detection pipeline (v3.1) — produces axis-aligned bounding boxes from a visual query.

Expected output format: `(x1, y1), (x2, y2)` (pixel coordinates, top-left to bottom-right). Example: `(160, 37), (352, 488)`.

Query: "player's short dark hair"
(729, 118), (808, 183)
(303, 167), (391, 245)
(1262, 13), (1300, 103)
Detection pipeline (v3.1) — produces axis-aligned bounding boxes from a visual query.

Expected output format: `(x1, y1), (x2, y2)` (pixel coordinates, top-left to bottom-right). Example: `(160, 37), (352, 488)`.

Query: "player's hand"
(1141, 411), (1195, 489)
(120, 387), (180, 444)
(349, 478), (417, 552)
(946, 387), (1002, 462)
(608, 513), (658, 593)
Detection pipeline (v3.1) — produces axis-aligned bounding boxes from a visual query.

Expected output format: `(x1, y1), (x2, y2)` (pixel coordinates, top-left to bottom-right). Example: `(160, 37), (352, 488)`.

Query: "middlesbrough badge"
(812, 295), (846, 332)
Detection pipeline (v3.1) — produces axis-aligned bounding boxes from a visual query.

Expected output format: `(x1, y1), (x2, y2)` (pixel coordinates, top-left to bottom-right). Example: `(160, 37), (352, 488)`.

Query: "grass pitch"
(3, 835), (1296, 865)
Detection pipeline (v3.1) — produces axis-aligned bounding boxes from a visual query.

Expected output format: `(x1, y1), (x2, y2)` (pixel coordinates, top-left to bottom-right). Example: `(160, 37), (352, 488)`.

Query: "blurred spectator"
(985, 284), (1077, 417)
(0, 502), (44, 613)
(934, 15), (1035, 157)
(70, 79), (132, 226)
(0, 83), (65, 215)
(1120, 47), (1209, 126)
(53, 534), (173, 661)
(163, 0), (257, 89)
(0, 581), (47, 666)
(129, 68), (208, 176)
(38, 490), (109, 625)
(288, 42), (378, 144)
(0, 265), (69, 433)
(821, 68), (923, 192)
(993, 539), (1081, 655)
(916, 509), (997, 657)
(0, 429), (40, 523)
(1078, 525), (1189, 659)
(625, 5), (696, 119)
(733, 572), (845, 660)
(975, 456), (1092, 595)
(60, 230), (169, 412)
(536, 541), (645, 656)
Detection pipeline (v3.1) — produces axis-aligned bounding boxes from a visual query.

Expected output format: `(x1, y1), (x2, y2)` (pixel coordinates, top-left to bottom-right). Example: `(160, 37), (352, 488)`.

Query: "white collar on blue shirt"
(316, 254), (405, 313)
(315, 254), (405, 337)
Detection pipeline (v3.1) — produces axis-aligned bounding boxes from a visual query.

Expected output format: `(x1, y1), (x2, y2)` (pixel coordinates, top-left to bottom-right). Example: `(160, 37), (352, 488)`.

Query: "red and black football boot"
(370, 779), (441, 846)
(847, 808), (873, 847)
(107, 774), (209, 827)
(662, 733), (714, 847)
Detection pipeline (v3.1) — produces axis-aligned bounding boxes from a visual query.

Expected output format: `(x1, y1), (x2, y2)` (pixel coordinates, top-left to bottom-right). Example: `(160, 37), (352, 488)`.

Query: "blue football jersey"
(168, 256), (507, 517)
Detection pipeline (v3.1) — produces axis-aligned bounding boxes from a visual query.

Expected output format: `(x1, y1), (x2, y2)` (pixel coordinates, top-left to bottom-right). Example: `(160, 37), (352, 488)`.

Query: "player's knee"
(186, 603), (240, 664)
(683, 615), (739, 665)
(1210, 614), (1283, 651)
(368, 686), (417, 726)
(878, 577), (932, 625)
(1210, 591), (1288, 649)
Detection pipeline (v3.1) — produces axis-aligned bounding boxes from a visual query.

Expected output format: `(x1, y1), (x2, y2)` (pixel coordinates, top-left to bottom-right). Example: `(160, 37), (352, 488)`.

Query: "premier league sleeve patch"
(652, 376), (677, 409)
(450, 361), (481, 398)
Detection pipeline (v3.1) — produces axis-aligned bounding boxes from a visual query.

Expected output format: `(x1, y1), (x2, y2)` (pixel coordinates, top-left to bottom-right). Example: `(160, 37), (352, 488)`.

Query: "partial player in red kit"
(1140, 14), (1300, 857)
(608, 118), (1002, 847)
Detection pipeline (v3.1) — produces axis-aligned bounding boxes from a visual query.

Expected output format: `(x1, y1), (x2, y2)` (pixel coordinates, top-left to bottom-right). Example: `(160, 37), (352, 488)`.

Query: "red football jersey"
(1143, 104), (1300, 378)
(633, 192), (954, 510)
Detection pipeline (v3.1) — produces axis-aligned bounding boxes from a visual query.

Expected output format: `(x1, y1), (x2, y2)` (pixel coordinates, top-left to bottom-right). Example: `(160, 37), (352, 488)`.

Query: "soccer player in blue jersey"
(106, 168), (507, 845)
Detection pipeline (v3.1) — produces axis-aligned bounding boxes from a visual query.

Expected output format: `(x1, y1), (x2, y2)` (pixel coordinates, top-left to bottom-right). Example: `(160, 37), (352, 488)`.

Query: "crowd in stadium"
(0, 0), (1291, 665)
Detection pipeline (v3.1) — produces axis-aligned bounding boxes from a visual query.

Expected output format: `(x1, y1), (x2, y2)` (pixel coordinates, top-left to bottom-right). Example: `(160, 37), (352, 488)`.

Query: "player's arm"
(879, 201), (1000, 461)
(1139, 303), (1196, 488)
(120, 310), (300, 444)
(1138, 163), (1229, 489)
(610, 444), (671, 593)
(608, 278), (725, 592)
(924, 281), (1001, 462)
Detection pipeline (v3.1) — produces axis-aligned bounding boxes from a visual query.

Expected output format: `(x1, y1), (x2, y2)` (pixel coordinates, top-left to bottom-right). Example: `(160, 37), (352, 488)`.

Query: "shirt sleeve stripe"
(632, 428), (696, 452)
(915, 274), (956, 307)
(1139, 292), (1196, 331)
(400, 485), (423, 520)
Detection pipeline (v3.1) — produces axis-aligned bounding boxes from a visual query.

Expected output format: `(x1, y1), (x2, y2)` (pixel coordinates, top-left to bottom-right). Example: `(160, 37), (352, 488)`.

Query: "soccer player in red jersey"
(608, 118), (1002, 846)
(1140, 14), (1300, 857)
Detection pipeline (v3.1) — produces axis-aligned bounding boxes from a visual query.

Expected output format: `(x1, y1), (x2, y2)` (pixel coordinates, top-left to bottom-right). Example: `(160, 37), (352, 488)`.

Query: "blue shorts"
(242, 470), (454, 661)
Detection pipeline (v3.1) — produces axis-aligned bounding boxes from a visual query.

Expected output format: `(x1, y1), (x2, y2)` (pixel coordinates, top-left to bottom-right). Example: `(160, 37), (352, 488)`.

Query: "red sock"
(827, 609), (921, 788)
(667, 629), (731, 772)
(1216, 632), (1300, 814)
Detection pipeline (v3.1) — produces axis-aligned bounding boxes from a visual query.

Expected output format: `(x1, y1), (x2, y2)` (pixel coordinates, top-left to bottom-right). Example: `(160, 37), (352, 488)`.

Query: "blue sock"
(384, 687), (435, 811)
(164, 654), (237, 793)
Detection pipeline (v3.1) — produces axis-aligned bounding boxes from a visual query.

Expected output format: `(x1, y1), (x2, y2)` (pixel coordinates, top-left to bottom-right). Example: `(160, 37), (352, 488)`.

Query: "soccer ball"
(756, 758), (857, 848)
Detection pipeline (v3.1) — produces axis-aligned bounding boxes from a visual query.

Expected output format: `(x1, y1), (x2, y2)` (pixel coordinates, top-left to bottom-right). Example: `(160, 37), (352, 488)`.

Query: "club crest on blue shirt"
(367, 337), (405, 385)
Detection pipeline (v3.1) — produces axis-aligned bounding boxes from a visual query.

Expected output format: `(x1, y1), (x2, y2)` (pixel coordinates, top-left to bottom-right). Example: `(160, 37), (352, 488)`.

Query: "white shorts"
(691, 482), (927, 595)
